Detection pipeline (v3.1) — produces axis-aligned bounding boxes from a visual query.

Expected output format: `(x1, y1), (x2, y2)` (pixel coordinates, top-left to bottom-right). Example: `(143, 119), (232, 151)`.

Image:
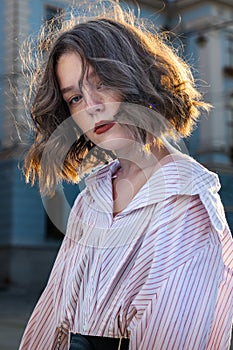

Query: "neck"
(115, 144), (170, 178)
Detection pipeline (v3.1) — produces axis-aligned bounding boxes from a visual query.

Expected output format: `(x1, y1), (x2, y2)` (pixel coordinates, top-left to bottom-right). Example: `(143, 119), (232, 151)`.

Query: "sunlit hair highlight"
(20, 0), (211, 196)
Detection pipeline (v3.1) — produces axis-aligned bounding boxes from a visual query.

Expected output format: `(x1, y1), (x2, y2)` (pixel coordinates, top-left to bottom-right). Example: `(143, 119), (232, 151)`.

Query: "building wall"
(174, 1), (233, 227)
(0, 1), (5, 145)
(0, 0), (73, 290)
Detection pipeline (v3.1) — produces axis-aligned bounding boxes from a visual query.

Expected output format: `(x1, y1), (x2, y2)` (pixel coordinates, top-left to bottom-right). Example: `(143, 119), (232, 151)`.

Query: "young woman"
(19, 2), (233, 349)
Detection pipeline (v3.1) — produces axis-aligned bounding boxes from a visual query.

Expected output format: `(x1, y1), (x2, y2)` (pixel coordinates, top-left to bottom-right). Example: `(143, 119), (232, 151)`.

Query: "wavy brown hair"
(21, 1), (211, 195)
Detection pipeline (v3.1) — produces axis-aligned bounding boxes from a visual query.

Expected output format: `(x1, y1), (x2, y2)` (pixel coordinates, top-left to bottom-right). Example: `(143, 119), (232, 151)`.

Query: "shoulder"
(157, 152), (220, 196)
(149, 152), (227, 233)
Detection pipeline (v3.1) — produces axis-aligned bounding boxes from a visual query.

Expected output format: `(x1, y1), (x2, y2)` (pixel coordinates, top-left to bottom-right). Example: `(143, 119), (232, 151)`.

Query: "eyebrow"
(61, 85), (78, 95)
(60, 71), (97, 95)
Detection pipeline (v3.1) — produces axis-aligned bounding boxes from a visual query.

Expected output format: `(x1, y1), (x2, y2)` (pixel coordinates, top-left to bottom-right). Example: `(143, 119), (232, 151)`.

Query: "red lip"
(94, 121), (115, 134)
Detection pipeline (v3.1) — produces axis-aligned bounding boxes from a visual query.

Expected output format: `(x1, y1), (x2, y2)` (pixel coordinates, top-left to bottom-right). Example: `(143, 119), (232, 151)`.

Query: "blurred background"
(0, 0), (233, 349)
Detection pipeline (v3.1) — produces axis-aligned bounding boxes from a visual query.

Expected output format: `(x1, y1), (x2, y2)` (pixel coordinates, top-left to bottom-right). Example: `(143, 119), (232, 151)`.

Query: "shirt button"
(83, 325), (88, 332)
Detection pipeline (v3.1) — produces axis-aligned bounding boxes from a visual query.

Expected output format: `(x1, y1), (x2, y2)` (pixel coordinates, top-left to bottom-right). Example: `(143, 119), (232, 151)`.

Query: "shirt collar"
(84, 153), (221, 217)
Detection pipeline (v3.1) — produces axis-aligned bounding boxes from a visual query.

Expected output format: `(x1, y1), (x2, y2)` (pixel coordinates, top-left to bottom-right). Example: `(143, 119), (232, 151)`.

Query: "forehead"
(56, 52), (96, 91)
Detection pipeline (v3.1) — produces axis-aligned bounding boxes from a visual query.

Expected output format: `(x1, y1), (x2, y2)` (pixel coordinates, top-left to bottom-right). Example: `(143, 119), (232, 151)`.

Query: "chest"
(112, 173), (149, 217)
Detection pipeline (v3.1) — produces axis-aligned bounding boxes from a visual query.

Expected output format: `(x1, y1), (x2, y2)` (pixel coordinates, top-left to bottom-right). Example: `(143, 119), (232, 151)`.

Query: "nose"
(84, 91), (105, 116)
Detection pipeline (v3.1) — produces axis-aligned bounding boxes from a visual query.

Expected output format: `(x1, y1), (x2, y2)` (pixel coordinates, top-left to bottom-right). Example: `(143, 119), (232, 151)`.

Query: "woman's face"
(56, 51), (134, 151)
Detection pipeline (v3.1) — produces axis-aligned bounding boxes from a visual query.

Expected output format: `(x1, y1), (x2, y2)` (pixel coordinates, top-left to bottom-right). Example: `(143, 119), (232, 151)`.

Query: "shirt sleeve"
(128, 194), (233, 350)
(19, 236), (73, 350)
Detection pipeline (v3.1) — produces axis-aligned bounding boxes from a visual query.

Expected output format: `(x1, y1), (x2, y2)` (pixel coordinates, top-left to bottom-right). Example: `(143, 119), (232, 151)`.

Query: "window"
(228, 35), (233, 67)
(227, 105), (233, 162)
(224, 34), (233, 76)
(44, 4), (63, 28)
(40, 4), (64, 51)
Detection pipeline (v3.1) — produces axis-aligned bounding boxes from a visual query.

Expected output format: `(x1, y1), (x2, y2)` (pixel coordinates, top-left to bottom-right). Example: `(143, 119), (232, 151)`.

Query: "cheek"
(71, 111), (91, 132)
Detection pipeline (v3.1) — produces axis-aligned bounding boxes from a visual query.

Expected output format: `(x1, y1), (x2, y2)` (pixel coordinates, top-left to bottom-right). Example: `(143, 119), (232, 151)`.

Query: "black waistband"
(70, 333), (129, 350)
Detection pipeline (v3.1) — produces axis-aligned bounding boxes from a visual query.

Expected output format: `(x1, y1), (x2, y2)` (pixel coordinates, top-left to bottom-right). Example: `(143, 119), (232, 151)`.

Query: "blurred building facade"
(0, 0), (233, 292)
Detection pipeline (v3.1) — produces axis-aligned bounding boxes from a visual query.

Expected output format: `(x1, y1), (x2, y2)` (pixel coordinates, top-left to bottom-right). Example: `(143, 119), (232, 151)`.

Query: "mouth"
(94, 121), (116, 135)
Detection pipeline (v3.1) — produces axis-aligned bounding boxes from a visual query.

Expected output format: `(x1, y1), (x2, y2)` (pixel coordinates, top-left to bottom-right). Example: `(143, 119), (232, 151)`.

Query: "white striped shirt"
(19, 153), (233, 350)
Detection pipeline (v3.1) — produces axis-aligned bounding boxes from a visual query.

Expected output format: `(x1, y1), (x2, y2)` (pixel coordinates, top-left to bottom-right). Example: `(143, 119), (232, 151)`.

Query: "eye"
(68, 95), (82, 105)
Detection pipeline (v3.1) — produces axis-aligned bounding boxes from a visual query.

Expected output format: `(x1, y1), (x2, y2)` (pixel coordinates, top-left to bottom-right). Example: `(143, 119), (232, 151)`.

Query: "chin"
(96, 137), (136, 152)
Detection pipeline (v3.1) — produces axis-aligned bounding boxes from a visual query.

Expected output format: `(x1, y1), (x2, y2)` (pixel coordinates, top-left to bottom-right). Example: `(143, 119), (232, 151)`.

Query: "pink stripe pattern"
(19, 153), (233, 350)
